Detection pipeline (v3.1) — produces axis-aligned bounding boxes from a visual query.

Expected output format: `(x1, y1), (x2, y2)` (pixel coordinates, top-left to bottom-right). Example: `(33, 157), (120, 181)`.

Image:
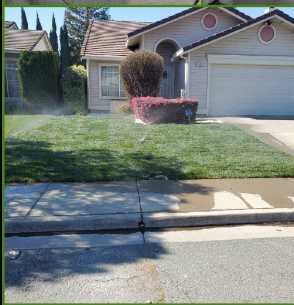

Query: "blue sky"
(4, 7), (294, 36)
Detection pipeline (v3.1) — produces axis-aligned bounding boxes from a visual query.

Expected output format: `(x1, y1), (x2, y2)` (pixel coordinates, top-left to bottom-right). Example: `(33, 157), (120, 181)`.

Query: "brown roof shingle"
(5, 21), (18, 29)
(5, 29), (48, 51)
(81, 20), (152, 58)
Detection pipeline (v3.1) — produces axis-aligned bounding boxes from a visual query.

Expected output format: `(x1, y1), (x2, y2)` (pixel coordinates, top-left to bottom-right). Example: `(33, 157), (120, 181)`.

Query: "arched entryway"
(154, 38), (183, 99)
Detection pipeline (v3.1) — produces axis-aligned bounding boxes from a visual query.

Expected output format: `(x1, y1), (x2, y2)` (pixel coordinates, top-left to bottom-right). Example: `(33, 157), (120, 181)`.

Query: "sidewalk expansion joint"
(220, 179), (254, 209)
(25, 182), (51, 217)
(136, 180), (146, 235)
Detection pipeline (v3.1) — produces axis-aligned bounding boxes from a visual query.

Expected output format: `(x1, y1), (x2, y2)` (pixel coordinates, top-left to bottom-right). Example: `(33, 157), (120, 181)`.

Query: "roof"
(81, 20), (151, 58)
(178, 9), (294, 56)
(5, 29), (48, 51)
(5, 21), (18, 29)
(127, 7), (252, 39)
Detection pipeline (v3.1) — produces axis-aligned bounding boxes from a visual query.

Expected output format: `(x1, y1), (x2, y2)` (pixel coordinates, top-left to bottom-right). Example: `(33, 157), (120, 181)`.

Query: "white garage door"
(209, 64), (294, 116)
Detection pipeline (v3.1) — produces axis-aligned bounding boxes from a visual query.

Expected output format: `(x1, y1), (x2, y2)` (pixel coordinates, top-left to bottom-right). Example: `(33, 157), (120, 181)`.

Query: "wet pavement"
(5, 178), (294, 234)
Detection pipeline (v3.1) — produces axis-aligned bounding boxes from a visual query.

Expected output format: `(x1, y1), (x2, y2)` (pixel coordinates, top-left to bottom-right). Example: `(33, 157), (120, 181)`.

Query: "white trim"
(201, 13), (218, 31)
(126, 7), (249, 43)
(5, 50), (21, 53)
(86, 59), (90, 109)
(207, 54), (294, 66)
(141, 34), (145, 49)
(177, 15), (294, 56)
(187, 53), (190, 98)
(258, 24), (276, 45)
(206, 54), (294, 116)
(98, 63), (126, 100)
(81, 56), (124, 61)
(127, 8), (207, 42)
(154, 37), (182, 52)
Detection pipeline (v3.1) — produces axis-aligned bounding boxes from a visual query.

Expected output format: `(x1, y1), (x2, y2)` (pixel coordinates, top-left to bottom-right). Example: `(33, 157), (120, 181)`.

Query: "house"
(81, 7), (294, 116)
(4, 22), (52, 109)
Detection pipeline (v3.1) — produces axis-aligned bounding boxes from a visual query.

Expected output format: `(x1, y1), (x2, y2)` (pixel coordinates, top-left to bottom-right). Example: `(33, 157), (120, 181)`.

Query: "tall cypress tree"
(49, 14), (58, 52)
(64, 7), (110, 64)
(60, 24), (71, 77)
(21, 7), (28, 29)
(36, 12), (43, 30)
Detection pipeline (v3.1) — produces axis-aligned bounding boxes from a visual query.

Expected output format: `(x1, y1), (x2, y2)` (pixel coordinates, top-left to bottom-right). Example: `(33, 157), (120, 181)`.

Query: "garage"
(208, 63), (294, 117)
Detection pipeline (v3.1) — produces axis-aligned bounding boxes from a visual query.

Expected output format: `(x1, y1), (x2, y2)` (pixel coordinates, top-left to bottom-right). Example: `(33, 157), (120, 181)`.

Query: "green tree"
(36, 12), (42, 30)
(64, 7), (110, 64)
(21, 7), (28, 29)
(49, 14), (58, 52)
(60, 24), (71, 77)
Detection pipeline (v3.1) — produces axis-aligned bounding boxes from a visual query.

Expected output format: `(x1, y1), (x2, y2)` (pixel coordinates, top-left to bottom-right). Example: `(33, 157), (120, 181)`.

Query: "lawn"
(5, 115), (294, 182)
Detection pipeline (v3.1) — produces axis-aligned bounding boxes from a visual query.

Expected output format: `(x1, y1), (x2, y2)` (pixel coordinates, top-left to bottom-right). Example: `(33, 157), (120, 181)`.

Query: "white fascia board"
(81, 56), (124, 61)
(5, 50), (21, 53)
(274, 15), (294, 28)
(207, 54), (294, 66)
(126, 7), (207, 43)
(219, 8), (249, 22)
(181, 15), (293, 56)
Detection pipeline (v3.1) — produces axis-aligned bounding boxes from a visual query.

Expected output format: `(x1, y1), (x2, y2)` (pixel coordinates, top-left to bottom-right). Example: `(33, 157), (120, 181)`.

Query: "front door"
(159, 66), (174, 99)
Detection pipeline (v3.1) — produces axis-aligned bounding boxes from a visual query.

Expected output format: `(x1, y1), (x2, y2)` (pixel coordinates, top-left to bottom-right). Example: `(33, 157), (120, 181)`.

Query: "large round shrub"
(119, 50), (164, 101)
(62, 65), (87, 114)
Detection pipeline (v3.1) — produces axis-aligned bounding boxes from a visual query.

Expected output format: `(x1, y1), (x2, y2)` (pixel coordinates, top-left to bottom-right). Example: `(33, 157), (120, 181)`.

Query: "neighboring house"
(4, 22), (52, 109)
(81, 7), (294, 117)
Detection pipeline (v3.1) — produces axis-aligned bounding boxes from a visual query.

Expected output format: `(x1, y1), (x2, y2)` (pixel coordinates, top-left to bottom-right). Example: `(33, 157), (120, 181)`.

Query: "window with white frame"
(101, 65), (126, 98)
(5, 59), (21, 98)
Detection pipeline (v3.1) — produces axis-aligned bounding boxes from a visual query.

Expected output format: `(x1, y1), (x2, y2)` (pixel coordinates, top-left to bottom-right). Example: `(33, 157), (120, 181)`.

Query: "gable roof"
(175, 9), (294, 57)
(5, 29), (50, 51)
(81, 20), (151, 58)
(127, 7), (251, 40)
(5, 21), (19, 29)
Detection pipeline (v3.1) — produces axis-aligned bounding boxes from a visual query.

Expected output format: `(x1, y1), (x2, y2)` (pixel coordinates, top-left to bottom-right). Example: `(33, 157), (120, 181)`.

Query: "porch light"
(163, 70), (168, 78)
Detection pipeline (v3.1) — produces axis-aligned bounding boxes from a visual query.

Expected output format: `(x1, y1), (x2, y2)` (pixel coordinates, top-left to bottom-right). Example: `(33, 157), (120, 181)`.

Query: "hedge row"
(18, 51), (60, 109)
(132, 97), (199, 124)
(62, 65), (87, 114)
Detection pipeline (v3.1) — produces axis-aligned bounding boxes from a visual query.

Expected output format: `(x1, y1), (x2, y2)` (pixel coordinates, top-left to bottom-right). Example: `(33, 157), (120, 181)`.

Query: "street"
(5, 224), (294, 303)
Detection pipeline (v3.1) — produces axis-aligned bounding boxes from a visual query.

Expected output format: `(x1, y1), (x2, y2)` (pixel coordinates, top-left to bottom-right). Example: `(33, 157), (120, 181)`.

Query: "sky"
(4, 6), (294, 36)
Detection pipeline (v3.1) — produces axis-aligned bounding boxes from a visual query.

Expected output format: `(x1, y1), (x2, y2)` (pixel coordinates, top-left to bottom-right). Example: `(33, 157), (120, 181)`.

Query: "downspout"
(180, 54), (189, 99)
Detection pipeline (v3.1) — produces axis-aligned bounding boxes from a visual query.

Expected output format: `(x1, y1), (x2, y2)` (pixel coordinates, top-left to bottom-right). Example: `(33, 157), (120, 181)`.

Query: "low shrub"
(8, 105), (35, 115)
(116, 103), (133, 115)
(119, 50), (164, 101)
(62, 65), (87, 114)
(132, 97), (199, 124)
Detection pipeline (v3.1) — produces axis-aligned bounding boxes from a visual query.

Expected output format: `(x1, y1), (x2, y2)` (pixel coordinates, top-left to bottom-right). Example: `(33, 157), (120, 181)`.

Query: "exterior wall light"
(163, 70), (168, 78)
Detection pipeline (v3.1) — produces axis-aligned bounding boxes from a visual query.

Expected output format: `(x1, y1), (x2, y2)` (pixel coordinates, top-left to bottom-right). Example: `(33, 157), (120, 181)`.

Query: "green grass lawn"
(5, 115), (294, 182)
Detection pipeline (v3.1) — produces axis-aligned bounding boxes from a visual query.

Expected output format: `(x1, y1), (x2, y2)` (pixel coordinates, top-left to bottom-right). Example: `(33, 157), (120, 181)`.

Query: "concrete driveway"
(219, 117), (294, 157)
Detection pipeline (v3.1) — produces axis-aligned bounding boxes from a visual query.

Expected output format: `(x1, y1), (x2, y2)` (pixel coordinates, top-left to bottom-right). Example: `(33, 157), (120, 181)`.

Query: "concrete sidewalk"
(5, 178), (294, 234)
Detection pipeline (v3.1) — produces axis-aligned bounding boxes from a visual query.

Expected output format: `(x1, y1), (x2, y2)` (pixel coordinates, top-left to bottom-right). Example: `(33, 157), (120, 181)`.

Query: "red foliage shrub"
(132, 97), (199, 124)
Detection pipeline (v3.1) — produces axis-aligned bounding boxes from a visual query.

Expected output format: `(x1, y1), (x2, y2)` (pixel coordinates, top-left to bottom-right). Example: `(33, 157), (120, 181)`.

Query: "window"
(100, 65), (126, 98)
(258, 25), (276, 44)
(5, 59), (21, 98)
(201, 13), (218, 31)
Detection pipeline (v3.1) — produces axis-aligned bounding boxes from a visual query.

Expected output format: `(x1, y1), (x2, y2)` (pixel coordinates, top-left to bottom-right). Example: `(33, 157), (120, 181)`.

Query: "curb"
(5, 213), (142, 234)
(143, 209), (294, 228)
(5, 209), (294, 234)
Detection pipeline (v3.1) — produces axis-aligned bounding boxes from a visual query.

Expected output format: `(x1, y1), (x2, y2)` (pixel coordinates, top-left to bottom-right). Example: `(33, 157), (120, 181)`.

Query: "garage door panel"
(209, 63), (294, 116)
(284, 106), (294, 115)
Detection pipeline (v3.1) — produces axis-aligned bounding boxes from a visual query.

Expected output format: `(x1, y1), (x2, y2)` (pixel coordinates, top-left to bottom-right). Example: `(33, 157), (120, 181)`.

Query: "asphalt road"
(5, 0), (200, 4)
(5, 224), (294, 303)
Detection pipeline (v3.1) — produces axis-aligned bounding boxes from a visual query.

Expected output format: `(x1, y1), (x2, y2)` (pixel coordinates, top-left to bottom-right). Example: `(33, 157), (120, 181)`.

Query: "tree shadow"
(5, 138), (209, 182)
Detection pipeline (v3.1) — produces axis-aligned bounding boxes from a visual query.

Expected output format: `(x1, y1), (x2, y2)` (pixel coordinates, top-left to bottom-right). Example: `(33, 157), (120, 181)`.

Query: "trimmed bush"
(119, 50), (164, 101)
(62, 65), (87, 114)
(18, 51), (60, 109)
(116, 103), (133, 115)
(132, 97), (199, 124)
